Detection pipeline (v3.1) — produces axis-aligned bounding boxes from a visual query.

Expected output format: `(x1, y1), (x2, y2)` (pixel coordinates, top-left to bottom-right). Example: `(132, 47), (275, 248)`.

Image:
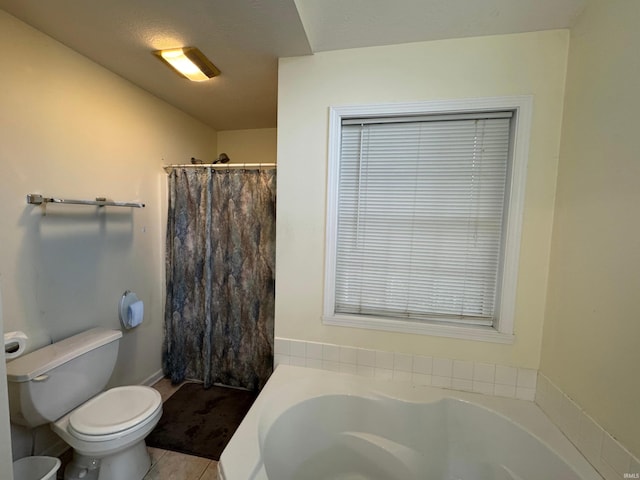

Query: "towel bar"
(26, 194), (145, 208)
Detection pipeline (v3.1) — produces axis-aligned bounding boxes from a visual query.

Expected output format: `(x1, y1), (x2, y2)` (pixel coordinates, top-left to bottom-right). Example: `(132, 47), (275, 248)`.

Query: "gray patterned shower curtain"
(163, 167), (276, 391)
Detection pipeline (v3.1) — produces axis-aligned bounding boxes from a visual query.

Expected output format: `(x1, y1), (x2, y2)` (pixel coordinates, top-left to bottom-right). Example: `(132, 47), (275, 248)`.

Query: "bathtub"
(219, 365), (602, 480)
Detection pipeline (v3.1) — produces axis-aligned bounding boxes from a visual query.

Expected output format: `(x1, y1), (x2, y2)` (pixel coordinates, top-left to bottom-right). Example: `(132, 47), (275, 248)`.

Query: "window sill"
(323, 314), (515, 344)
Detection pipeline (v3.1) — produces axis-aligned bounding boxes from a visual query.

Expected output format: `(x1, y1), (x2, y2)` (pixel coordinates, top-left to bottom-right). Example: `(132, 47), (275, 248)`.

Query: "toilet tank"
(6, 327), (123, 428)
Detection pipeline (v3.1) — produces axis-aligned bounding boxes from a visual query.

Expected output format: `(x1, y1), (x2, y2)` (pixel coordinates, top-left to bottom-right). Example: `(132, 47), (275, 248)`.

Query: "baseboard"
(141, 369), (165, 387)
(39, 438), (69, 458)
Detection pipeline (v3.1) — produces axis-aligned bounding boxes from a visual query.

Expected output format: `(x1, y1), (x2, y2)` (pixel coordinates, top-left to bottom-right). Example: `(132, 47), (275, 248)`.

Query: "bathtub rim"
(219, 364), (602, 480)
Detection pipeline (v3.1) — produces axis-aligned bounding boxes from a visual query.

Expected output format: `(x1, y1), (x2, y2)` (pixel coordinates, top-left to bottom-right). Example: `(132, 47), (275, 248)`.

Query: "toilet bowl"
(6, 328), (163, 480)
(52, 386), (162, 479)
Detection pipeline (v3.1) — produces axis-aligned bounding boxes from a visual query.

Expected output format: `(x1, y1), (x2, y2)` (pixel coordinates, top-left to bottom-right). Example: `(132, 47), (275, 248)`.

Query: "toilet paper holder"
(119, 291), (144, 329)
(4, 331), (28, 359)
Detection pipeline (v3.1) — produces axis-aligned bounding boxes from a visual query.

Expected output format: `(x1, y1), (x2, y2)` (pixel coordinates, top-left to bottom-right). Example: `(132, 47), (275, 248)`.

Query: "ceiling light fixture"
(153, 47), (220, 82)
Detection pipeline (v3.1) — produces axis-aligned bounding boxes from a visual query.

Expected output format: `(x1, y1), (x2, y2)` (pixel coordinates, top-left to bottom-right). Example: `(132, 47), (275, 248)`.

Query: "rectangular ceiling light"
(153, 47), (220, 82)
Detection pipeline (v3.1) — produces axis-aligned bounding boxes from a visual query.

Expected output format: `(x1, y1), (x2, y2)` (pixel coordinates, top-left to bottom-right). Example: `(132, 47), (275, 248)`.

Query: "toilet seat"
(68, 386), (161, 440)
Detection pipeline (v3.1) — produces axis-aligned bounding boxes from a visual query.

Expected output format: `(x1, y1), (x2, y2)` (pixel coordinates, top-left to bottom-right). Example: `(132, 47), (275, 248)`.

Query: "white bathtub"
(219, 365), (602, 480)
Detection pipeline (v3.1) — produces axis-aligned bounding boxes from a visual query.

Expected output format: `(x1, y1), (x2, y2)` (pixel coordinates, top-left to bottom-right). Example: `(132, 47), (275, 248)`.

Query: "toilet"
(6, 327), (162, 480)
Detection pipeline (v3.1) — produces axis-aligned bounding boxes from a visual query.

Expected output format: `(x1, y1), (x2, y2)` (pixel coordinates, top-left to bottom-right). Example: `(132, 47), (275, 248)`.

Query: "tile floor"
(144, 447), (218, 480)
(144, 378), (218, 480)
(57, 377), (218, 480)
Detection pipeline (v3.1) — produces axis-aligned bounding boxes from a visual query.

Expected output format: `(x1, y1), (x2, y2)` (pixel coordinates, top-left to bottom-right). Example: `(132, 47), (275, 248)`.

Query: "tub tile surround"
(274, 338), (537, 401)
(536, 373), (640, 480)
(275, 338), (640, 479)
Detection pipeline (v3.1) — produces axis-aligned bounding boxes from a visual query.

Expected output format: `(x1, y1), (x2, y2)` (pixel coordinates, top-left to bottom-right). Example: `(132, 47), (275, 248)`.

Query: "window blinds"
(335, 113), (512, 326)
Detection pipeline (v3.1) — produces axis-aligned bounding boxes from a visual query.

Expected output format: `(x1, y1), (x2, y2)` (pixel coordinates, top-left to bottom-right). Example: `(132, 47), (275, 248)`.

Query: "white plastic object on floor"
(12, 456), (61, 480)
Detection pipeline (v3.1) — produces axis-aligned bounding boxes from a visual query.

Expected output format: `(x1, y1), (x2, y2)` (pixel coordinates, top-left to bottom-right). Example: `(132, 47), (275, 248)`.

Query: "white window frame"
(323, 96), (533, 344)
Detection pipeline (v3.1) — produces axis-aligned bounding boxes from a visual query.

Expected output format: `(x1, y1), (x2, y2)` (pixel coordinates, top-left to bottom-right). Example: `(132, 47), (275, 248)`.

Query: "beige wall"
(276, 30), (569, 368)
(217, 128), (277, 164)
(540, 0), (640, 458)
(0, 11), (216, 456)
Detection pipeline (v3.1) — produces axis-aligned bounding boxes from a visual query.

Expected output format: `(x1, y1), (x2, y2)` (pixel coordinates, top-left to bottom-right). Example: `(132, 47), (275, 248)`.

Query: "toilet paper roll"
(4, 331), (28, 359)
(126, 301), (144, 329)
(119, 291), (144, 329)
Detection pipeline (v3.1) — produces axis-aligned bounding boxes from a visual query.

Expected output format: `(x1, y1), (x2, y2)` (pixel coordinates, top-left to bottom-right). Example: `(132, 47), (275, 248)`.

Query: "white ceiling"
(0, 0), (585, 131)
(296, 0), (586, 52)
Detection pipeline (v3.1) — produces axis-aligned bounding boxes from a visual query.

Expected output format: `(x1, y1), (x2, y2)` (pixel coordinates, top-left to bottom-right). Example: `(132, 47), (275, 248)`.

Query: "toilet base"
(68, 441), (151, 480)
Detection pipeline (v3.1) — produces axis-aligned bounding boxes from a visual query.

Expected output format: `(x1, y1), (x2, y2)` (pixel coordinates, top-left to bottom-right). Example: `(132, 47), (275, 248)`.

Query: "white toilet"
(6, 327), (163, 480)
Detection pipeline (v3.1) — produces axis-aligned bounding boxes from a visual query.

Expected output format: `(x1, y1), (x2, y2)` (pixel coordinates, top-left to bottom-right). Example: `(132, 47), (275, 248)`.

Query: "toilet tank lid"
(6, 327), (123, 383)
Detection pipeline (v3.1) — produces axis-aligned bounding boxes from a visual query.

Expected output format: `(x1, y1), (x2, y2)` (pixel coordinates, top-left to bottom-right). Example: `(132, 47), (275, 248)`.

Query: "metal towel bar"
(26, 194), (145, 208)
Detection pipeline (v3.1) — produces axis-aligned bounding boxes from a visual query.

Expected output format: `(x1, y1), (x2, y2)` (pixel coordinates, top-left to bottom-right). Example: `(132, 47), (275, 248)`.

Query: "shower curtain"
(163, 167), (276, 391)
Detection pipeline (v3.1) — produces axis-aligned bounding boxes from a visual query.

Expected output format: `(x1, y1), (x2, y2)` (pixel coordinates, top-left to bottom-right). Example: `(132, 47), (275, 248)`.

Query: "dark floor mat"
(146, 382), (257, 460)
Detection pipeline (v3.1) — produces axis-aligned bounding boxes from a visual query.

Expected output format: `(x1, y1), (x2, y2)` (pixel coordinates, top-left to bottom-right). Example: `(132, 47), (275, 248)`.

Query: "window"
(323, 98), (532, 343)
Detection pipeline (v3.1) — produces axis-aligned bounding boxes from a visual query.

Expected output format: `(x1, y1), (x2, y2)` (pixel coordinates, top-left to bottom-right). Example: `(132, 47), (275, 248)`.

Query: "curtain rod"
(163, 163), (276, 173)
